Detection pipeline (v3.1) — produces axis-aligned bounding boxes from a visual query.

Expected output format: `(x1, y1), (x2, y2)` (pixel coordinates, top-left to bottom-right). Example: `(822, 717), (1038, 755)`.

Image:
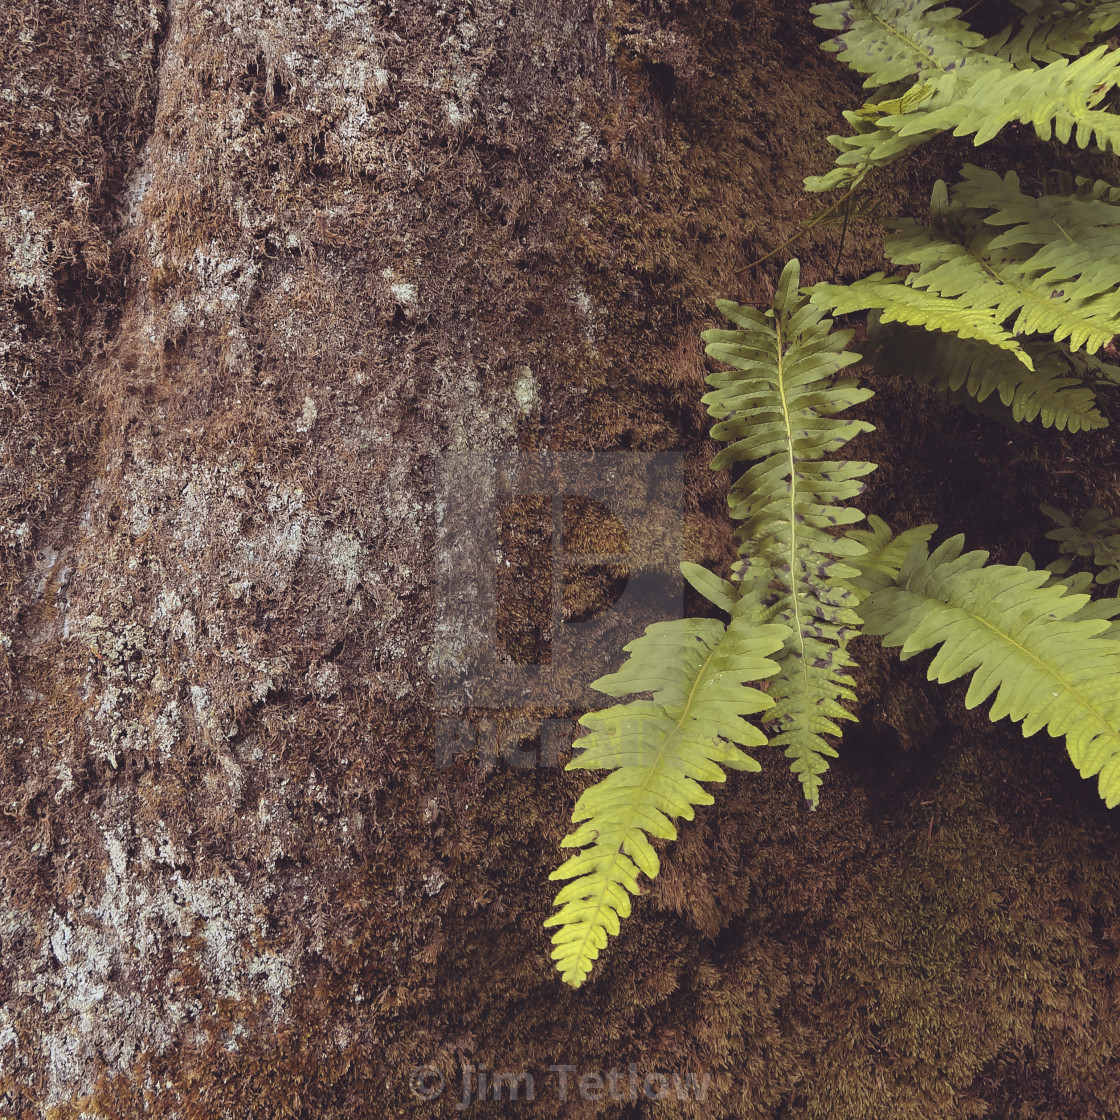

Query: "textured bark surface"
(2, 1), (1119, 1117)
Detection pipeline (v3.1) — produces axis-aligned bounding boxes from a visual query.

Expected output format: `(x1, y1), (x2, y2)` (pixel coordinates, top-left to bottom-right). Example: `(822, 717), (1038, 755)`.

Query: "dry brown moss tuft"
(1, 1), (1118, 1117)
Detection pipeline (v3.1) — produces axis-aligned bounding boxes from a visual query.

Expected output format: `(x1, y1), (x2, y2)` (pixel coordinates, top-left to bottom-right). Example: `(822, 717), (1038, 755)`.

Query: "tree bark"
(2, 1), (1119, 1117)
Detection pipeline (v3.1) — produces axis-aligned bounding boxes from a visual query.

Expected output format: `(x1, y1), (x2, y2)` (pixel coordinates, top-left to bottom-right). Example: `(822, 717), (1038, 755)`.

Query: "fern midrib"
(1051, 218), (1075, 242)
(941, 584), (1120, 754)
(563, 636), (728, 976)
(772, 313), (814, 735)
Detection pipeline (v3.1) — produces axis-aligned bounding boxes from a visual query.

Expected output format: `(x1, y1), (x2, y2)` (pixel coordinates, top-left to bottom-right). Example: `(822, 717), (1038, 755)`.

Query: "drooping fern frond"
(545, 591), (788, 987)
(886, 168), (1120, 353)
(870, 325), (1108, 431)
(861, 535), (1120, 807)
(808, 274), (1033, 363)
(803, 96), (943, 194)
(806, 41), (1120, 191)
(987, 0), (1120, 68)
(1042, 504), (1120, 583)
(810, 0), (986, 88)
(702, 260), (875, 807)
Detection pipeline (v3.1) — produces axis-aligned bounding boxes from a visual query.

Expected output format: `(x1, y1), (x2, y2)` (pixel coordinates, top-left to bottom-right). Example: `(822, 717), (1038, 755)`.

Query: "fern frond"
(545, 601), (788, 987)
(810, 1), (986, 88)
(809, 274), (1033, 363)
(862, 535), (1120, 808)
(808, 45), (1120, 191)
(988, 0), (1120, 68)
(952, 165), (1120, 297)
(1042, 504), (1120, 583)
(886, 168), (1120, 353)
(702, 260), (875, 806)
(890, 45), (1120, 148)
(804, 104), (939, 193)
(871, 325), (1107, 431)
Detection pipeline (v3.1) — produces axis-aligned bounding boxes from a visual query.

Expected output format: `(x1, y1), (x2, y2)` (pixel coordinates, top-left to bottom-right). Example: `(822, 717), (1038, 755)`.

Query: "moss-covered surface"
(1, 0), (1118, 1116)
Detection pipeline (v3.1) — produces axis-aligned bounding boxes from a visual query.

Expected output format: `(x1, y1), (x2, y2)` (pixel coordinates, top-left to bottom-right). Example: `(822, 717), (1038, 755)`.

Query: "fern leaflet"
(1042, 505), (1120, 584)
(861, 535), (1120, 807)
(545, 595), (787, 987)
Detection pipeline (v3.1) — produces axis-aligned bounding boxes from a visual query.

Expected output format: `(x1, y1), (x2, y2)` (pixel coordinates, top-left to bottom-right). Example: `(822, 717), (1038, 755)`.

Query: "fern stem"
(831, 188), (854, 279)
(738, 183), (863, 274)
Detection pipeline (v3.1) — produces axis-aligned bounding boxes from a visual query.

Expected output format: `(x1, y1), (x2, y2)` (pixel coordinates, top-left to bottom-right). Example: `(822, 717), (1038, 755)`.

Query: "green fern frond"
(889, 45), (1120, 148)
(545, 601), (788, 987)
(808, 274), (1033, 364)
(988, 0), (1120, 68)
(952, 165), (1120, 298)
(861, 535), (1120, 807)
(702, 260), (875, 807)
(810, 1), (986, 88)
(804, 106), (939, 193)
(1042, 504), (1120, 583)
(808, 44), (1120, 191)
(870, 325), (1107, 431)
(885, 168), (1120, 353)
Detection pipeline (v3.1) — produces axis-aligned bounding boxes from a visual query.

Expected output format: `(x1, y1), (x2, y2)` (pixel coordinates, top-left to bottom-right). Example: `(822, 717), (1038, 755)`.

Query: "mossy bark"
(1, 1), (1118, 1117)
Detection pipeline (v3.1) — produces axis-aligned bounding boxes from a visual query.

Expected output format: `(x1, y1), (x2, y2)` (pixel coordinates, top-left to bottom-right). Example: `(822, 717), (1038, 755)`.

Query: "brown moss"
(2, 1), (1119, 1117)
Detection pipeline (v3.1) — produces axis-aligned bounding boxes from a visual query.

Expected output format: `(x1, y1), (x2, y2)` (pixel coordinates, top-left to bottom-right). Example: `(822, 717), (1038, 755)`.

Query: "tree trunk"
(2, 1), (1118, 1117)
